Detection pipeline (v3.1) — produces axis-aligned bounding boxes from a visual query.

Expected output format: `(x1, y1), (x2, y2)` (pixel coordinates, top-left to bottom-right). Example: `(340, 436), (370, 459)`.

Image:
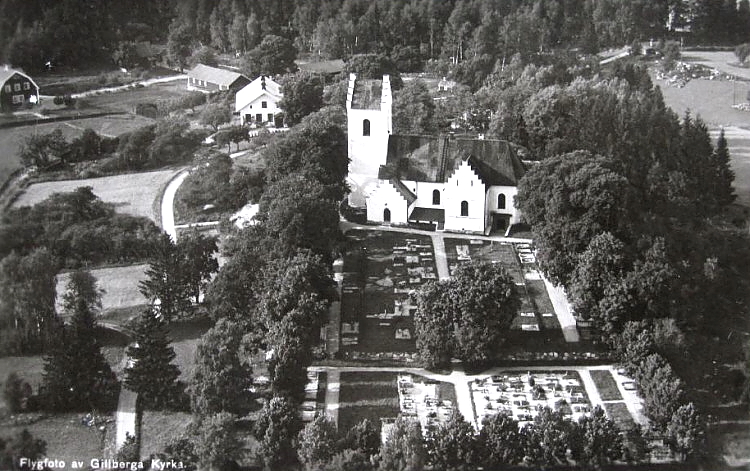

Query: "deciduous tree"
(667, 402), (706, 462)
(379, 417), (426, 471)
(195, 412), (241, 471)
(425, 411), (478, 471)
(478, 412), (525, 467)
(255, 396), (303, 470)
(298, 414), (339, 469)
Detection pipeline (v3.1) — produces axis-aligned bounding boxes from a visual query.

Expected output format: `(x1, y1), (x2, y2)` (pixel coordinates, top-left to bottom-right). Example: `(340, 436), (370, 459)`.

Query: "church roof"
(379, 135), (525, 186)
(350, 79), (382, 110)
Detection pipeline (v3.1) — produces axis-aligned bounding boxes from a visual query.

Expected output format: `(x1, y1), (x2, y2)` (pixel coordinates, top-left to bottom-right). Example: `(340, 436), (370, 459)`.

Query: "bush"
(3, 372), (31, 413)
(53, 96), (64, 106)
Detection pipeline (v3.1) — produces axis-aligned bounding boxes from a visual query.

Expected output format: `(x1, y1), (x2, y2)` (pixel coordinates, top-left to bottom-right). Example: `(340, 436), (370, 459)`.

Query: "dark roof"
(296, 59), (345, 74)
(188, 64), (248, 87)
(409, 207), (445, 223)
(0, 67), (37, 89)
(380, 135), (525, 186)
(351, 79), (382, 110)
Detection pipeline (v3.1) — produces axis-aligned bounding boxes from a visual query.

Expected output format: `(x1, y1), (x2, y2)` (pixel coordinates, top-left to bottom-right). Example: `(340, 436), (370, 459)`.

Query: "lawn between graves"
(589, 369), (623, 401)
(340, 230), (437, 354)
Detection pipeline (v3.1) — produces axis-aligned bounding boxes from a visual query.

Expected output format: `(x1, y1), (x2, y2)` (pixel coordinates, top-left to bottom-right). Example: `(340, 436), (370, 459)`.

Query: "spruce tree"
(41, 271), (118, 411)
(125, 308), (182, 410)
(713, 129), (736, 206)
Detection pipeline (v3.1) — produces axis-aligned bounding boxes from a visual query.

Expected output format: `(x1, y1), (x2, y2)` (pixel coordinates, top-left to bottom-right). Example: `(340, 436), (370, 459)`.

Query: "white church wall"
(443, 161), (486, 233)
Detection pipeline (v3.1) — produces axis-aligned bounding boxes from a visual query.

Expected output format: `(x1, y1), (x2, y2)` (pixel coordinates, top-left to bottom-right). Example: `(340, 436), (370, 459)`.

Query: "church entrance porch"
(491, 213), (511, 233)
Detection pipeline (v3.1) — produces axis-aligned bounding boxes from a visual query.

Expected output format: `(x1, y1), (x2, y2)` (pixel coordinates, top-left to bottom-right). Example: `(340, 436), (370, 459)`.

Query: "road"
(161, 170), (189, 242)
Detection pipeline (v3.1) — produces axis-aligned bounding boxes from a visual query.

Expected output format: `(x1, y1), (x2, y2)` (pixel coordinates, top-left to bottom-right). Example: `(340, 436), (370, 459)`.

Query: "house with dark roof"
(346, 74), (525, 234)
(296, 59), (345, 76)
(187, 64), (250, 93)
(0, 66), (39, 112)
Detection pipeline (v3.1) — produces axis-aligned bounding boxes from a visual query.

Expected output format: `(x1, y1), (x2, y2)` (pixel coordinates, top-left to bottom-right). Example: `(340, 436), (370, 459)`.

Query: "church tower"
(346, 73), (392, 207)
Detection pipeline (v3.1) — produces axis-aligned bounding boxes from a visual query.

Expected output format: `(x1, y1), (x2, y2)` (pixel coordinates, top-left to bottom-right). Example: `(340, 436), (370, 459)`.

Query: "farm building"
(0, 66), (39, 112)
(187, 64), (250, 93)
(346, 73), (525, 235)
(235, 75), (283, 126)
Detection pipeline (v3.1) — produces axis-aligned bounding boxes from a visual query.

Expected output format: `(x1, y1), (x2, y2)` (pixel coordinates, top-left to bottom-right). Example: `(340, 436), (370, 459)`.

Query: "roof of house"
(350, 79), (382, 110)
(0, 67), (38, 90)
(409, 207), (445, 223)
(235, 75), (283, 111)
(379, 135), (525, 187)
(297, 59), (345, 75)
(188, 64), (248, 87)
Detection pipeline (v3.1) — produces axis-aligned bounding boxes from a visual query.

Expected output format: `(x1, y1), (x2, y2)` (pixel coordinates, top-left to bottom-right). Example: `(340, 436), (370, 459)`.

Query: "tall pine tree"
(125, 308), (183, 410)
(712, 128), (736, 207)
(41, 270), (118, 412)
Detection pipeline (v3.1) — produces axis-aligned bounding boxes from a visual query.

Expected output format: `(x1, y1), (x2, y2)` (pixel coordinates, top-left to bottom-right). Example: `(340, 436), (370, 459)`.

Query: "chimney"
(261, 75), (266, 90)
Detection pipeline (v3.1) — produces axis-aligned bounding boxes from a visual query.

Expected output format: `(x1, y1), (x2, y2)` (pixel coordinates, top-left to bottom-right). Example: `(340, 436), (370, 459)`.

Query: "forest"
(1, 0), (749, 74)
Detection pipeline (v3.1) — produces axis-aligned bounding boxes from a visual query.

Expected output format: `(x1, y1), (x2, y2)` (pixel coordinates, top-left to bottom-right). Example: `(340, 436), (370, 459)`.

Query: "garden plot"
(470, 371), (591, 430)
(340, 231), (436, 355)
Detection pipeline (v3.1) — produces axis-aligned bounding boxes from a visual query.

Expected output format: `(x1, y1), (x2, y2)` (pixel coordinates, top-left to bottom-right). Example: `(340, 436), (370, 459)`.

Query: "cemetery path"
(541, 275), (580, 343)
(577, 369), (603, 407)
(324, 369), (341, 426)
(430, 234), (450, 280)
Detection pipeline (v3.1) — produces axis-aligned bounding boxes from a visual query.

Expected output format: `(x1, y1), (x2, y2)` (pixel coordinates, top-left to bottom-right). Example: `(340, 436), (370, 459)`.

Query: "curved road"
(161, 170), (189, 242)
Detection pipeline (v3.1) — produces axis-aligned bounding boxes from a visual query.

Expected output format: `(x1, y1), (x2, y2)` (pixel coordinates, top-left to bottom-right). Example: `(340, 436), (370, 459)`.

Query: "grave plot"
(340, 231), (437, 355)
(470, 371), (591, 430)
(396, 374), (457, 433)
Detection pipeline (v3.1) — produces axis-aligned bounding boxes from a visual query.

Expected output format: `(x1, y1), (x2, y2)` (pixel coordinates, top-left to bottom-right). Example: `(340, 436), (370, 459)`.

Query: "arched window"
(497, 193), (506, 209)
(363, 119), (371, 136)
(432, 189), (440, 205)
(460, 201), (468, 217)
(383, 208), (391, 222)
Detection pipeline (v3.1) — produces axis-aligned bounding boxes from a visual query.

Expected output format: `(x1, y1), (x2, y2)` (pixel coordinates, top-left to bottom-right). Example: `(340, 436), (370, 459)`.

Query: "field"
(338, 371), (400, 432)
(340, 230), (436, 354)
(139, 410), (193, 459)
(655, 74), (750, 128)
(13, 169), (178, 222)
(0, 123), (84, 185)
(2, 413), (114, 464)
(80, 81), (189, 114)
(56, 264), (149, 315)
(589, 369), (623, 401)
(681, 51), (750, 81)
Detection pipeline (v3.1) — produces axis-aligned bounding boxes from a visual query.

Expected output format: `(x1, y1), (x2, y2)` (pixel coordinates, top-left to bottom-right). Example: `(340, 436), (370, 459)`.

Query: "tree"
(0, 248), (59, 354)
(162, 436), (199, 471)
(189, 45), (218, 67)
(278, 72), (324, 126)
(298, 414), (339, 469)
(190, 318), (254, 416)
(41, 270), (118, 412)
(139, 233), (191, 323)
(343, 419), (380, 457)
(734, 43), (750, 64)
(392, 80), (436, 134)
(18, 128), (69, 169)
(195, 412), (241, 471)
(200, 103), (232, 132)
(523, 407), (577, 467)
(243, 34), (297, 76)
(117, 433), (139, 462)
(125, 308), (183, 410)
(167, 22), (194, 72)
(635, 354), (684, 430)
(576, 406), (624, 467)
(425, 411), (478, 471)
(178, 231), (219, 304)
(320, 449), (374, 471)
(3, 372), (30, 413)
(478, 413), (525, 467)
(0, 430), (46, 471)
(413, 262), (520, 367)
(667, 402), (706, 462)
(255, 396), (303, 470)
(712, 129), (736, 206)
(379, 417), (426, 471)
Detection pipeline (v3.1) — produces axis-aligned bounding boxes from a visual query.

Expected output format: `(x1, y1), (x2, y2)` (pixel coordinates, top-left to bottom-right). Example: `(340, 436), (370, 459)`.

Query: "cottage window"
(267, 113), (273, 122)
(497, 193), (506, 209)
(262, 101), (267, 108)
(363, 119), (370, 136)
(255, 113), (262, 122)
(12, 94), (24, 104)
(432, 189), (440, 205)
(13, 83), (20, 92)
(460, 201), (468, 217)
(3, 85), (9, 93)
(23, 82), (30, 90)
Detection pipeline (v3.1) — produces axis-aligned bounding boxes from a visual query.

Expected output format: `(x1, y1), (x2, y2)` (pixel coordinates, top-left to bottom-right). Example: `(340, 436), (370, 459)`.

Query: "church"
(346, 73), (525, 235)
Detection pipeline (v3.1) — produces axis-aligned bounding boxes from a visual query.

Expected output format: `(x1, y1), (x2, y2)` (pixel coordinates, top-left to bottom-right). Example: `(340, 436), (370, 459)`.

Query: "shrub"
(3, 372), (31, 413)
(53, 96), (64, 106)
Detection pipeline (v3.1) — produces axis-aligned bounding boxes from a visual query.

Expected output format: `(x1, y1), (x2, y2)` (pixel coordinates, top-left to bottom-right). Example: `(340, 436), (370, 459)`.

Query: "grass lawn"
(708, 422), (750, 466)
(589, 369), (623, 401)
(13, 169), (178, 223)
(338, 371), (400, 432)
(444, 238), (523, 283)
(2, 413), (114, 464)
(56, 264), (149, 315)
(139, 410), (193, 459)
(81, 81), (191, 114)
(168, 318), (213, 382)
(0, 356), (45, 414)
(603, 402), (636, 431)
(61, 113), (156, 138)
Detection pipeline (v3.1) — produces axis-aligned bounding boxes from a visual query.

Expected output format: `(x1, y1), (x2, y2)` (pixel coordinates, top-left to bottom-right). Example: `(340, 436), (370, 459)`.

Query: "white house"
(347, 74), (525, 235)
(235, 75), (283, 126)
